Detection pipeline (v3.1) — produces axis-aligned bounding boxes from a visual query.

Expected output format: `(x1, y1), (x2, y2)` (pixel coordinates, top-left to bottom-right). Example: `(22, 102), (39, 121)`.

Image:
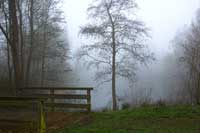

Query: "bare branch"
(0, 23), (11, 45)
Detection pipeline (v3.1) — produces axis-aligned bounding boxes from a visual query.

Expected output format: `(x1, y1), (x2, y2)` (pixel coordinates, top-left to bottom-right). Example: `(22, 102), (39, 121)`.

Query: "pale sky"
(63, 0), (199, 58)
(137, 0), (199, 57)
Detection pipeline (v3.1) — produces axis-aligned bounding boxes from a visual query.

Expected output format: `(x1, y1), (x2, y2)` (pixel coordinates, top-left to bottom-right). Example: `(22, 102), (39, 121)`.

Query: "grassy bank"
(53, 106), (200, 133)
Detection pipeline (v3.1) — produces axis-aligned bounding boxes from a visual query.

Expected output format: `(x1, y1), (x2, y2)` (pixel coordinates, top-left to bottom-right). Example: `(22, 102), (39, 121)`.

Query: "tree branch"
(0, 23), (12, 45)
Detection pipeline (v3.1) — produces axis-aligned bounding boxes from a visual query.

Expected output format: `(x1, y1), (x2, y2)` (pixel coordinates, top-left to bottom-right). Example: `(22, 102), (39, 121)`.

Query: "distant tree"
(78, 0), (154, 110)
(0, 0), (70, 91)
(0, 0), (23, 90)
(173, 9), (200, 104)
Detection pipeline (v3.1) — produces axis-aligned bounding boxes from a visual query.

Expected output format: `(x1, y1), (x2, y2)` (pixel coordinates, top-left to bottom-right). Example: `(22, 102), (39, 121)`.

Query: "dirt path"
(47, 112), (91, 131)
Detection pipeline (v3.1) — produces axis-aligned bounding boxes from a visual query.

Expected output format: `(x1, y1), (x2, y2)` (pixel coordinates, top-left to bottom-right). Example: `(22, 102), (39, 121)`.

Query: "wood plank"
(45, 103), (90, 109)
(19, 87), (93, 91)
(0, 97), (46, 109)
(0, 97), (47, 101)
(0, 120), (34, 130)
(23, 94), (90, 100)
(0, 101), (39, 108)
(0, 119), (33, 123)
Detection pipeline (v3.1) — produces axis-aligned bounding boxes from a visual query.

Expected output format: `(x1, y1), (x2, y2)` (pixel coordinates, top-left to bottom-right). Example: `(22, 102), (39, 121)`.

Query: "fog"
(64, 0), (199, 55)
(62, 0), (200, 110)
(1, 1), (200, 132)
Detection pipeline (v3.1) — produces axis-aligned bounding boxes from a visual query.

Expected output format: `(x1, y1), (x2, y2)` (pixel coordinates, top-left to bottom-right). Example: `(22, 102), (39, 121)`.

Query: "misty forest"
(0, 0), (200, 132)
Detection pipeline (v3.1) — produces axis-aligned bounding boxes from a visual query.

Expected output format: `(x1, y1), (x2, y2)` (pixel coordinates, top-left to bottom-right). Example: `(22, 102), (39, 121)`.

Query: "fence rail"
(19, 87), (93, 112)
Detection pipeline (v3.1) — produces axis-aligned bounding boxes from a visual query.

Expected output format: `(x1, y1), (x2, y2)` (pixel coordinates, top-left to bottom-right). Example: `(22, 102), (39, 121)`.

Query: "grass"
(53, 105), (200, 133)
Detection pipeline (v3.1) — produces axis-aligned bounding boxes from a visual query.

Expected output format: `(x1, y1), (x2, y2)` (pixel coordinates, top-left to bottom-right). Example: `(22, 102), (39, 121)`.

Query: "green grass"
(53, 106), (200, 133)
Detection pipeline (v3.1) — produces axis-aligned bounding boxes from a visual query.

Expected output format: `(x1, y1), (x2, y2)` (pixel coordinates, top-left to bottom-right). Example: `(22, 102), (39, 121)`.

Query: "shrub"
(155, 99), (166, 107)
(122, 103), (131, 110)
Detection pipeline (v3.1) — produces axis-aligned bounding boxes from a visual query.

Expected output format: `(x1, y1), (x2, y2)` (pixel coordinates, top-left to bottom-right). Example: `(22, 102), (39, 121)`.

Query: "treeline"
(162, 9), (200, 105)
(0, 0), (70, 93)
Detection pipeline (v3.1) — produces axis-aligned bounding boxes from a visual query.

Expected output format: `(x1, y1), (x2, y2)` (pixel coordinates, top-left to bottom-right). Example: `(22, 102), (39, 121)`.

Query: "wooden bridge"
(0, 87), (93, 133)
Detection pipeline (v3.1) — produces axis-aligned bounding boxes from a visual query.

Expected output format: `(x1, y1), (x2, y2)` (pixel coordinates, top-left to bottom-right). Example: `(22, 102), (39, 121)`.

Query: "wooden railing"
(19, 87), (93, 112)
(0, 97), (46, 133)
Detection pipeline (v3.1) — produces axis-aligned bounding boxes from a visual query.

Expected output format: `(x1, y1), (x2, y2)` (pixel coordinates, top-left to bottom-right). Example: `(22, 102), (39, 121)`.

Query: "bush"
(140, 101), (152, 107)
(155, 99), (166, 107)
(122, 103), (131, 110)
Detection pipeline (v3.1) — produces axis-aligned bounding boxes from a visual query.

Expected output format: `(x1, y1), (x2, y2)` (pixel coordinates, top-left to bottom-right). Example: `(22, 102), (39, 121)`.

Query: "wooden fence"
(0, 97), (46, 133)
(19, 87), (93, 112)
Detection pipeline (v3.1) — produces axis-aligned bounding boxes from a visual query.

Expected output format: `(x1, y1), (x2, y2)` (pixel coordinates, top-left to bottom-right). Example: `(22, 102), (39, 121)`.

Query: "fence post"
(38, 100), (46, 133)
(50, 88), (55, 111)
(87, 89), (91, 112)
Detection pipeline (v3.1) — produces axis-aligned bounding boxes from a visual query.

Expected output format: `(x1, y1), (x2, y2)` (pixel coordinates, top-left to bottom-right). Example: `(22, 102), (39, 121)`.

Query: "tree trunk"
(26, 0), (34, 86)
(8, 0), (23, 91)
(7, 44), (12, 84)
(41, 44), (46, 86)
(107, 5), (117, 111)
(197, 74), (200, 104)
(2, 1), (13, 84)
(41, 22), (47, 86)
(112, 38), (117, 111)
(17, 0), (25, 85)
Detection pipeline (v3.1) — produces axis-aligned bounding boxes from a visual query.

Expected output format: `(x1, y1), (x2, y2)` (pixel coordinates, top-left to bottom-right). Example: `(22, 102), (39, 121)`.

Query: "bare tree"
(0, 0), (70, 91)
(1, 0), (13, 84)
(0, 0), (24, 89)
(78, 0), (154, 110)
(173, 9), (200, 104)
